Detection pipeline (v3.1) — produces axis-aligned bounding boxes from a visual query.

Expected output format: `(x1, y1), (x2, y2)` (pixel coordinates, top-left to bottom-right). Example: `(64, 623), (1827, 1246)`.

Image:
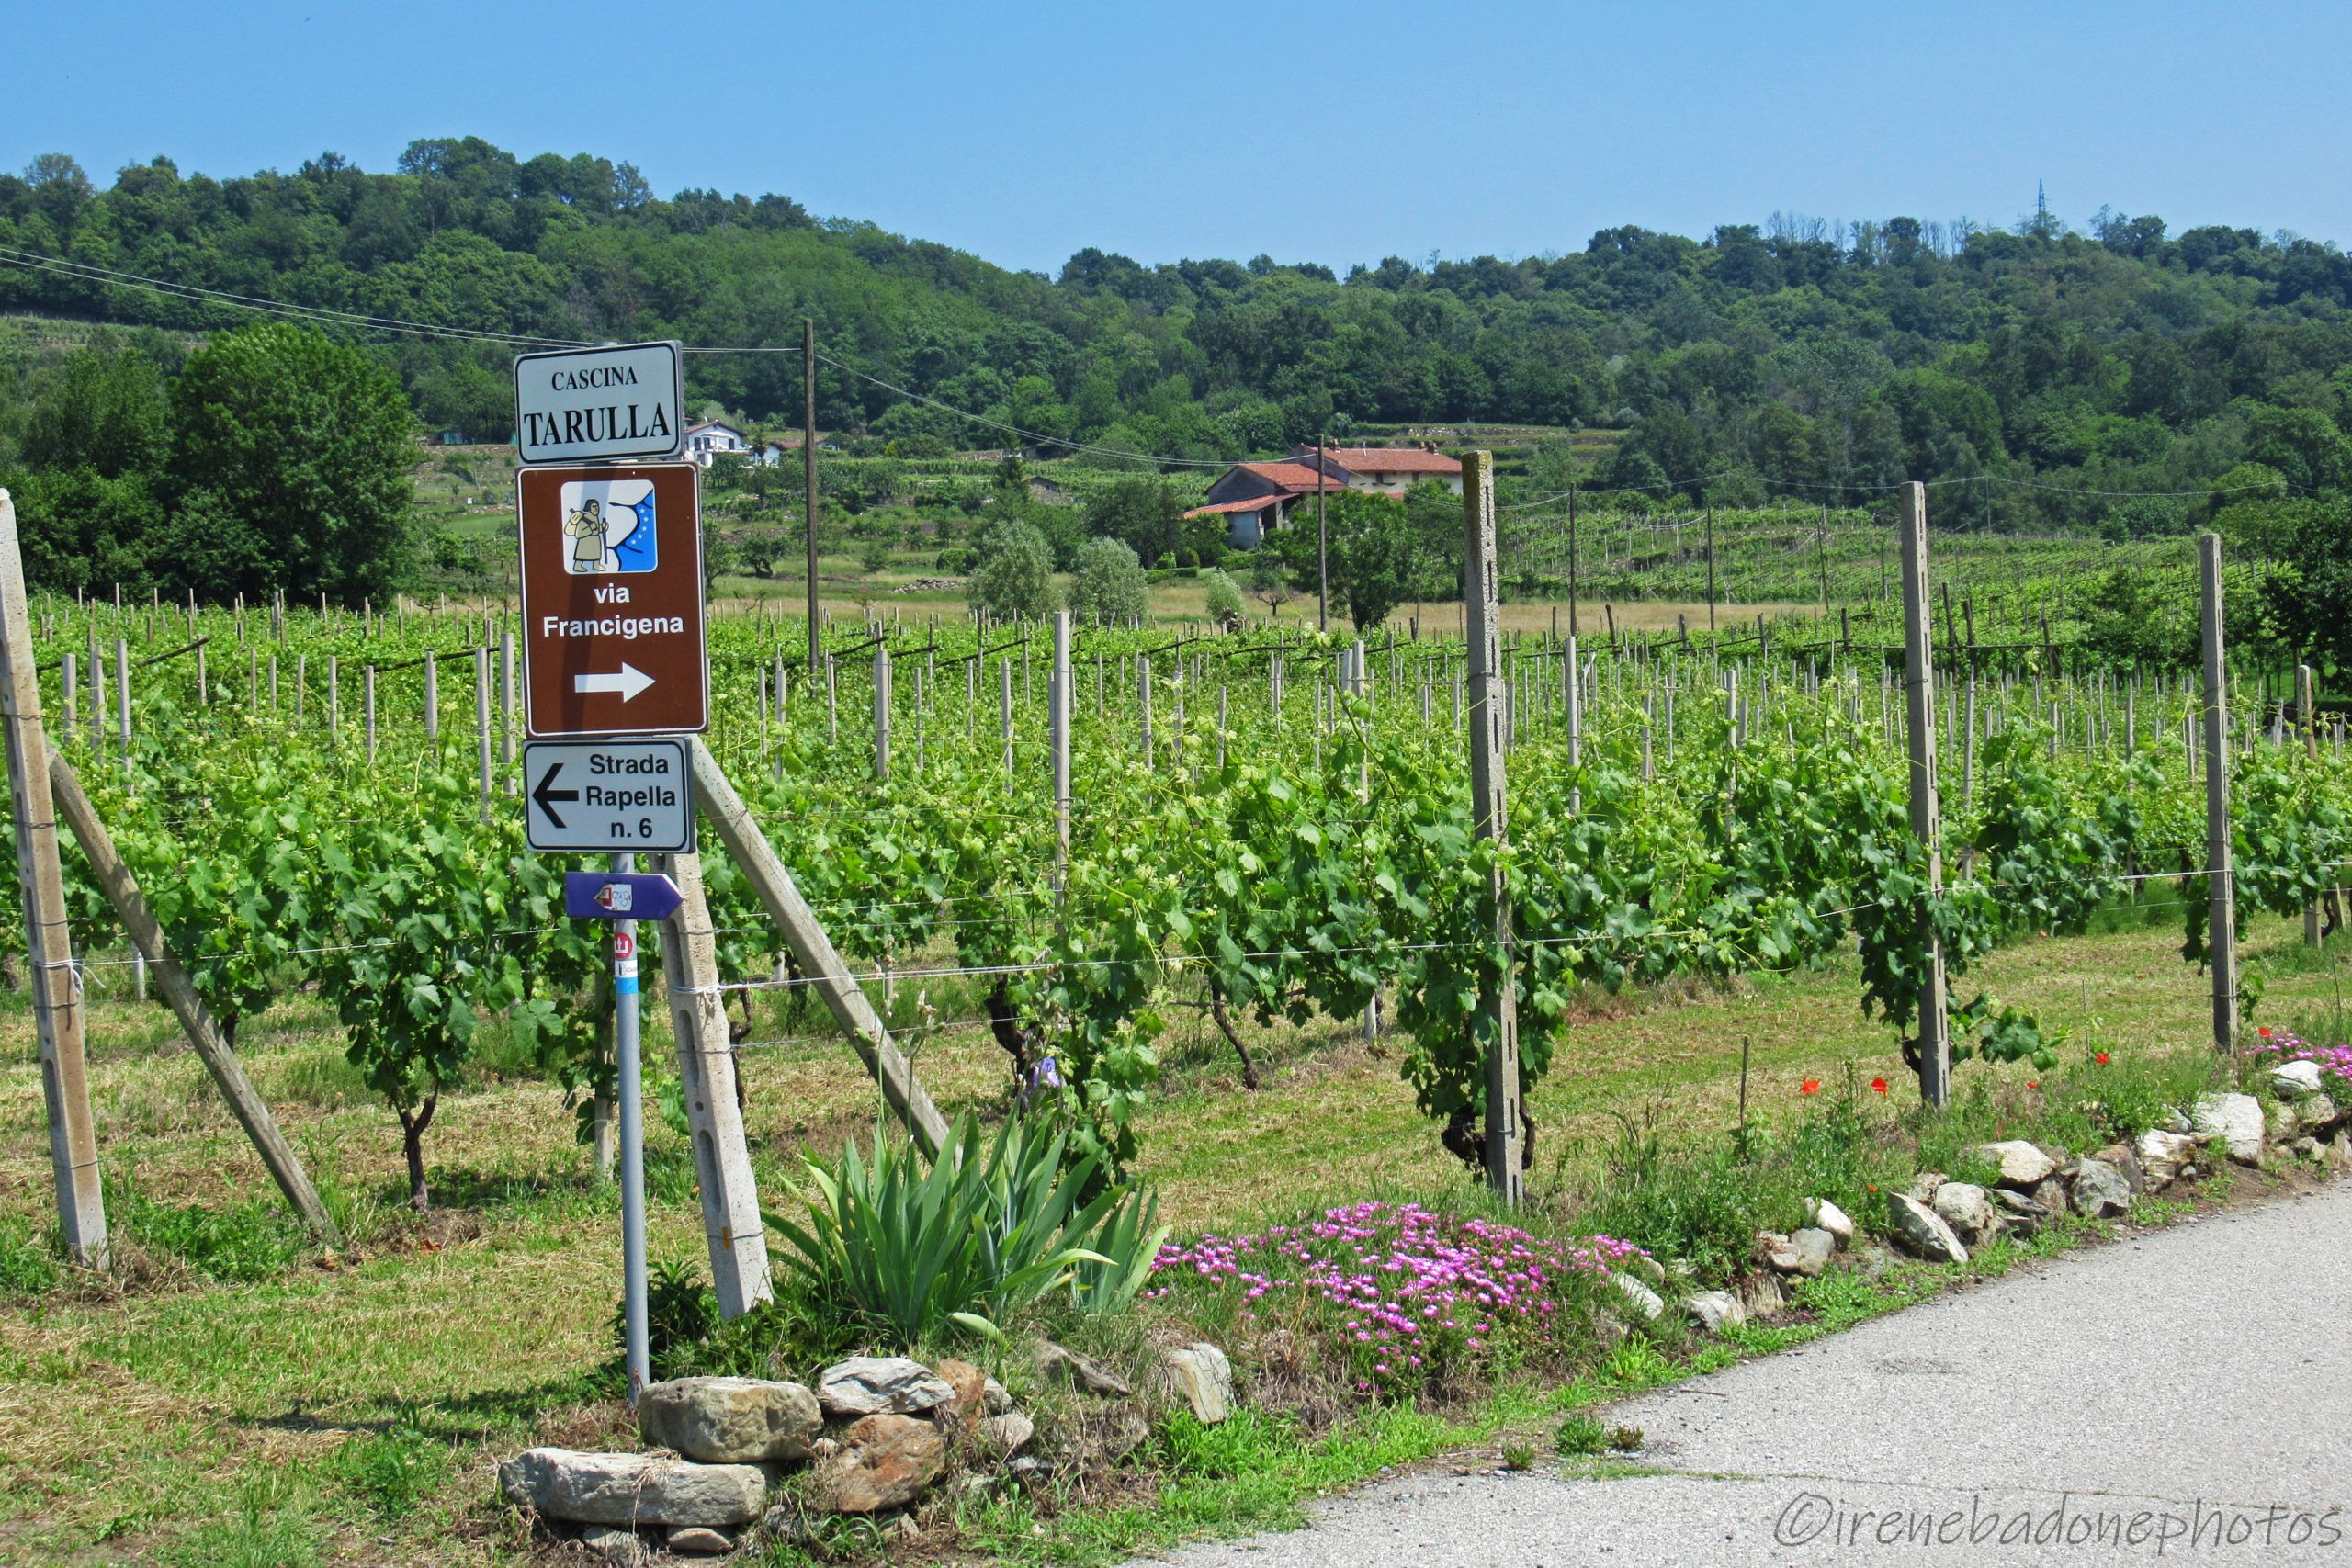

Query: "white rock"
(2192, 1093), (2267, 1165)
(1613, 1270), (1665, 1320)
(1974, 1140), (2059, 1189)
(980, 1411), (1035, 1454)
(581, 1524), (650, 1567)
(1687, 1290), (1745, 1334)
(1885, 1192), (1969, 1264)
(2271, 1059), (2327, 1100)
(2135, 1129), (2198, 1190)
(1160, 1343), (1234, 1425)
(499, 1449), (770, 1528)
(1802, 1198), (1855, 1247)
(1769, 1228), (1838, 1278)
(1931, 1182), (2002, 1245)
(981, 1376), (1013, 1416)
(818, 1357), (955, 1418)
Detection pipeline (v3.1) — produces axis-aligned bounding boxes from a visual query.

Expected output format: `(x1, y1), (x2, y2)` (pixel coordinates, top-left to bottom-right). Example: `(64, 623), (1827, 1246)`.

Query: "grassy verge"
(0, 913), (2341, 1563)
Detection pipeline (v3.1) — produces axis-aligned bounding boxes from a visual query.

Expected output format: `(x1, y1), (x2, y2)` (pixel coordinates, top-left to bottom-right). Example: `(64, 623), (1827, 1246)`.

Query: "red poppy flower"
(1871, 1077), (1889, 1095)
(2026, 1080), (2039, 1089)
(1801, 1078), (1821, 1096)
(2258, 1026), (2273, 1038)
(2094, 1051), (2110, 1066)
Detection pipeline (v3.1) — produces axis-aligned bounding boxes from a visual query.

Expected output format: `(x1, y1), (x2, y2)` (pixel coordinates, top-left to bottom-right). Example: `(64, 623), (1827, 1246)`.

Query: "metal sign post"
(608, 850), (649, 1404)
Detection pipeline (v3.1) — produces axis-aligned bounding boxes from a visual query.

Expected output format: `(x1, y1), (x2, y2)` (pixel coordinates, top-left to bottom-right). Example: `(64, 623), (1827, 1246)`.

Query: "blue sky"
(8, 1), (2346, 276)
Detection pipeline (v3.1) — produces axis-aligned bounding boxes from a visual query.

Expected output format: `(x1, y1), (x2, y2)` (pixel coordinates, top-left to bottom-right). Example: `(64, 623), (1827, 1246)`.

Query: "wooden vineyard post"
(0, 491), (107, 1267)
(658, 844), (775, 1319)
(1898, 482), (1951, 1108)
(1462, 453), (1524, 1205)
(688, 739), (952, 1156)
(2200, 534), (2238, 1050)
(46, 747), (340, 1243)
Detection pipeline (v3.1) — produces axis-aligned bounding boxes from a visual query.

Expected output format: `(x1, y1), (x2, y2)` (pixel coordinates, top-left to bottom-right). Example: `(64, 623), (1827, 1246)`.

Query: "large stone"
(1768, 1228), (1838, 1278)
(817, 1358), (955, 1418)
(1161, 1342), (1234, 1424)
(2067, 1157), (2133, 1219)
(1612, 1270), (1665, 1320)
(1975, 1140), (2059, 1190)
(814, 1414), (945, 1514)
(639, 1376), (821, 1463)
(2135, 1129), (2199, 1191)
(1907, 1171), (1947, 1203)
(2192, 1093), (2267, 1166)
(929, 1358), (988, 1426)
(1885, 1192), (1969, 1264)
(498, 1449), (770, 1528)
(2267, 1100), (2302, 1147)
(2272, 1059), (2328, 1100)
(1930, 1182), (2002, 1246)
(1802, 1198), (1854, 1248)
(2298, 1095), (2344, 1137)
(1035, 1341), (1133, 1398)
(666, 1526), (734, 1555)
(1687, 1290), (1745, 1335)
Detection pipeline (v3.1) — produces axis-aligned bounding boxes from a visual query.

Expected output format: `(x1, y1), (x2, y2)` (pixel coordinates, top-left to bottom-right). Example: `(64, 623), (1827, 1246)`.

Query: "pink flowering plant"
(2258, 1027), (2352, 1088)
(1147, 1201), (1647, 1397)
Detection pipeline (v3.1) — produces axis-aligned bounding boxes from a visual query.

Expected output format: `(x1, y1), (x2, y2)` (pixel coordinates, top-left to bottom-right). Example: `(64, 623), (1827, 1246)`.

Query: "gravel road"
(1139, 1181), (2352, 1566)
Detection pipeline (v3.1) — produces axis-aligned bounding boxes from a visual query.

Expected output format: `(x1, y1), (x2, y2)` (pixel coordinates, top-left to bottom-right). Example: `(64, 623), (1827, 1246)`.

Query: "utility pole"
(0, 491), (107, 1268)
(1461, 452), (1523, 1204)
(802, 319), (820, 669)
(1898, 483), (1951, 1107)
(1316, 430), (1330, 633)
(2200, 534), (2237, 1049)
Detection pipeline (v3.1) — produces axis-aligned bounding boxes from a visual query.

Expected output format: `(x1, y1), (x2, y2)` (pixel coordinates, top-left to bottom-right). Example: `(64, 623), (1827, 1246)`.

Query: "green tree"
(1318, 490), (1430, 631)
(1247, 551), (1295, 617)
(1084, 476), (1184, 566)
(1067, 536), (1149, 624)
(1202, 568), (1245, 626)
(967, 518), (1058, 620)
(168, 322), (415, 604)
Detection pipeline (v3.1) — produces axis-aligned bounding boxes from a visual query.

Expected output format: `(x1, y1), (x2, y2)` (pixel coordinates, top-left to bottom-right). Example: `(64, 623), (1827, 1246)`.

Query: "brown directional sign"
(517, 462), (708, 738)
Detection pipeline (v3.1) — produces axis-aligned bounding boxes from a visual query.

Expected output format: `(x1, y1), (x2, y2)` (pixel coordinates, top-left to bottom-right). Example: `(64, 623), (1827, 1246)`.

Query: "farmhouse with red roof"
(1185, 444), (1463, 547)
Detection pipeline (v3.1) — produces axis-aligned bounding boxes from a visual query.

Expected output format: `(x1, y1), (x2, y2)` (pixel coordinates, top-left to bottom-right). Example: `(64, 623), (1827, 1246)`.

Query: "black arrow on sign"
(532, 762), (581, 829)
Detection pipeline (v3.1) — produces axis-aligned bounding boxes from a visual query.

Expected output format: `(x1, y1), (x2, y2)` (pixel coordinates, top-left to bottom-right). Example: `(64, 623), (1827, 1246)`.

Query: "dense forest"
(3, 137), (2351, 538)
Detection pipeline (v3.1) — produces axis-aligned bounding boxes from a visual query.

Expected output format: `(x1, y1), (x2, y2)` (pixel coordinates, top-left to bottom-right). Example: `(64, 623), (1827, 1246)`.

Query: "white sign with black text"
(523, 737), (695, 853)
(513, 341), (684, 465)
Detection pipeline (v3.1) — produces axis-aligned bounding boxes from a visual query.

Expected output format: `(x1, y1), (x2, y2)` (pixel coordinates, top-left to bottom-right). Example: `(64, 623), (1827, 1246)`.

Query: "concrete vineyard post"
(2200, 535), (2238, 1050)
(0, 491), (107, 1268)
(1898, 483), (1951, 1108)
(2297, 663), (2321, 947)
(1461, 453), (1524, 1205)
(874, 646), (891, 781)
(1051, 611), (1071, 897)
(803, 319), (821, 669)
(473, 649), (493, 819)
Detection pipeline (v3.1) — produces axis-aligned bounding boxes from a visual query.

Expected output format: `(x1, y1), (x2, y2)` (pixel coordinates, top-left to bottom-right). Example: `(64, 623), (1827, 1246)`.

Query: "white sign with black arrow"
(523, 737), (695, 853)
